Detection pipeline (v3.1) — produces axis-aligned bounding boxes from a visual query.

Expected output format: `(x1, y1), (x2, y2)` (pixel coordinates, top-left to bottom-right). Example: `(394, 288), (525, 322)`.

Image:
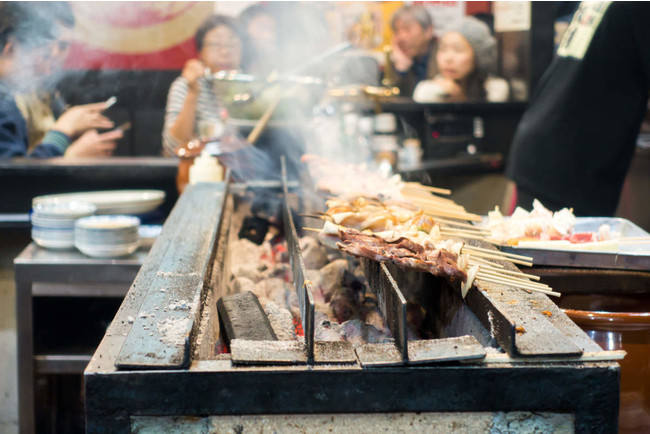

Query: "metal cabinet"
(14, 243), (147, 433)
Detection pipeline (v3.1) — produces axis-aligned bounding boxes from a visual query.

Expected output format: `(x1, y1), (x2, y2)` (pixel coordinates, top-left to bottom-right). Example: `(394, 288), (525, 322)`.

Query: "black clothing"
(506, 2), (650, 216)
(392, 40), (438, 98)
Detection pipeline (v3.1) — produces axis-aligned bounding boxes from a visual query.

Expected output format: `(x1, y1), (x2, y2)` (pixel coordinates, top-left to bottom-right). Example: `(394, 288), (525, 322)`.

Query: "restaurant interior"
(0, 1), (649, 433)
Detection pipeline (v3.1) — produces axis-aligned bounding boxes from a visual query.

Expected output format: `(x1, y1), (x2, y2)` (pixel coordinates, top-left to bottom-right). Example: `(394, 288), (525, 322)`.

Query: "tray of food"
(480, 200), (650, 271)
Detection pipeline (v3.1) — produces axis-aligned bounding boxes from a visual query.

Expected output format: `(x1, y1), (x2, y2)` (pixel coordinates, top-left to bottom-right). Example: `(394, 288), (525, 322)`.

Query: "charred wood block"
(238, 216), (269, 245)
(217, 291), (277, 349)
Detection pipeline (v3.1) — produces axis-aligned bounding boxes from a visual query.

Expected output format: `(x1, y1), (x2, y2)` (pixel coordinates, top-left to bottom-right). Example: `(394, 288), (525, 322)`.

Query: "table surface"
(15, 241), (150, 266)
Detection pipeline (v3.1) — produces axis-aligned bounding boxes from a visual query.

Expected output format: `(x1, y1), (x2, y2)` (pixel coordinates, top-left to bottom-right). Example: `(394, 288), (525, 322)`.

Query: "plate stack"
(33, 190), (165, 215)
(75, 216), (141, 258)
(31, 202), (97, 249)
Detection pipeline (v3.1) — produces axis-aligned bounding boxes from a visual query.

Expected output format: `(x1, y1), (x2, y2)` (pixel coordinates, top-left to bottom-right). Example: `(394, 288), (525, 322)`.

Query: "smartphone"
(105, 96), (117, 109)
(116, 121), (132, 132)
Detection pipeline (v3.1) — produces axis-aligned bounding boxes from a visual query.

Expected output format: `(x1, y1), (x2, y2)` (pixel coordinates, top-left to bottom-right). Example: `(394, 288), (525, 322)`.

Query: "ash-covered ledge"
(108, 182), (227, 369)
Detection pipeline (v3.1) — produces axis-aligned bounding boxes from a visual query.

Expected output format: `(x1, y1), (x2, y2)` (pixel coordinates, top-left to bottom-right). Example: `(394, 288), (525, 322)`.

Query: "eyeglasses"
(56, 40), (70, 51)
(203, 40), (241, 51)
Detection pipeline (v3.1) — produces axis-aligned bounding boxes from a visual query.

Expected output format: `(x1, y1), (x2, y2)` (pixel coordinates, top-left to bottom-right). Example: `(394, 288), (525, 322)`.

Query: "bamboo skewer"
(404, 194), (467, 207)
(475, 274), (560, 297)
(421, 209), (483, 222)
(476, 269), (551, 289)
(464, 250), (533, 267)
(463, 245), (533, 262)
(402, 182), (452, 195)
(468, 261), (541, 281)
(299, 213), (328, 220)
(436, 217), (490, 232)
(440, 230), (490, 239)
(467, 256), (505, 269)
(440, 232), (486, 241)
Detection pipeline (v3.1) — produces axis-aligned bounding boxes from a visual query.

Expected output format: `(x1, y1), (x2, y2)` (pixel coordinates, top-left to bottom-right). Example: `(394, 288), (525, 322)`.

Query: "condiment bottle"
(189, 149), (223, 185)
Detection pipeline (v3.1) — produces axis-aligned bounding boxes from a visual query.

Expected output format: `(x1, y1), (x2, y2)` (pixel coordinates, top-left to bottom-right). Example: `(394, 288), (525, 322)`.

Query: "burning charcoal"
(260, 263), (291, 281)
(319, 259), (349, 301)
(327, 251), (344, 262)
(286, 290), (300, 311)
(363, 323), (393, 344)
(300, 236), (329, 269)
(329, 288), (360, 323)
(359, 300), (389, 334)
(264, 301), (297, 341)
(232, 264), (262, 283)
(340, 319), (365, 345)
(314, 316), (345, 342)
(341, 270), (366, 302)
(341, 319), (392, 345)
(230, 277), (258, 297)
(314, 300), (330, 318)
(257, 277), (289, 301)
(231, 238), (263, 263)
(305, 269), (324, 299)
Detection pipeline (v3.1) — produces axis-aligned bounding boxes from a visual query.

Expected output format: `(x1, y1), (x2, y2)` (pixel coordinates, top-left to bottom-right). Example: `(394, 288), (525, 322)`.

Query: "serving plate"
(492, 217), (650, 271)
(33, 190), (165, 215)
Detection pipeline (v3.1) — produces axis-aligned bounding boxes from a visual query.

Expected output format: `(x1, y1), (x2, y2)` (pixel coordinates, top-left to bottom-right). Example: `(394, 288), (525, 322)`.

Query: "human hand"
(53, 102), (115, 138)
(64, 128), (123, 158)
(390, 39), (413, 72)
(431, 76), (464, 99)
(181, 59), (206, 92)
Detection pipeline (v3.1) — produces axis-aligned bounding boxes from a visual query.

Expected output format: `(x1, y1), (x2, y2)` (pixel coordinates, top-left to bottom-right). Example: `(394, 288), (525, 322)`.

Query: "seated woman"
(162, 15), (244, 156)
(413, 16), (509, 103)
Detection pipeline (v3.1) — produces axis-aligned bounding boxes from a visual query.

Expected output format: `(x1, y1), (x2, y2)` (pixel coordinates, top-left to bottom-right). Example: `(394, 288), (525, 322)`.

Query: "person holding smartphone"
(4, 2), (122, 159)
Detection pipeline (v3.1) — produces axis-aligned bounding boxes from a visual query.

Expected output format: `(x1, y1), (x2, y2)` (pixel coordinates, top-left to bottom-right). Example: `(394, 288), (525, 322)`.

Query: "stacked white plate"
(31, 202), (97, 249)
(33, 190), (165, 215)
(75, 215), (141, 258)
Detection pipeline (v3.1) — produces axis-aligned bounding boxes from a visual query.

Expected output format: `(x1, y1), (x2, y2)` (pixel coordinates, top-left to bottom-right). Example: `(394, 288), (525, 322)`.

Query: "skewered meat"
(336, 228), (467, 283)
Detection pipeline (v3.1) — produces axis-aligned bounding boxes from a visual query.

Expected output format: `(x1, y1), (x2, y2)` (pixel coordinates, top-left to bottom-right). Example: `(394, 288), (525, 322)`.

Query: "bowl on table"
(31, 201), (97, 250)
(74, 215), (141, 258)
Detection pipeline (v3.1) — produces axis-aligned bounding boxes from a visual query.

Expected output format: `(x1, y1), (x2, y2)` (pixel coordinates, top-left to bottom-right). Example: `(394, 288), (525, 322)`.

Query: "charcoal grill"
(85, 177), (620, 433)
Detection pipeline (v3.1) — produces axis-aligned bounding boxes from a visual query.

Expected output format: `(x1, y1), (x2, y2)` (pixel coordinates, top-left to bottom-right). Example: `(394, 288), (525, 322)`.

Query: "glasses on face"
(203, 40), (241, 51)
(56, 40), (70, 51)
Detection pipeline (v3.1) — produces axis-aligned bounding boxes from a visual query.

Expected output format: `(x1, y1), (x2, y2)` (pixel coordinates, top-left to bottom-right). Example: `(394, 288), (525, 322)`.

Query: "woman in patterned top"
(162, 15), (245, 156)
